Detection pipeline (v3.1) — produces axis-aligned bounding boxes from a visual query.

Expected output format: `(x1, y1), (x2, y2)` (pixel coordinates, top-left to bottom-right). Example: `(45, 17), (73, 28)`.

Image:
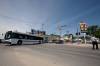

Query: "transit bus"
(4, 31), (43, 45)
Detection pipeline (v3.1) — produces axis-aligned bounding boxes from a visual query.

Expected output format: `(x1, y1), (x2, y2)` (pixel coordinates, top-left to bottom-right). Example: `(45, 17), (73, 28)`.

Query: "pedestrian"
(91, 36), (99, 50)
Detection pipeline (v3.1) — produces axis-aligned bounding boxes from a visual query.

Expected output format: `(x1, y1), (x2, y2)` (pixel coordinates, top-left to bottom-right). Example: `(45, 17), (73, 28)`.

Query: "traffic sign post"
(80, 22), (88, 33)
(80, 22), (88, 44)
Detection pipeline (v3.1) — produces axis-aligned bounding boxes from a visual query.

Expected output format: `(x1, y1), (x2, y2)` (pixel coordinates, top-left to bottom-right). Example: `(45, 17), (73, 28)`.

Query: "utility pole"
(41, 24), (44, 31)
(77, 27), (79, 40)
(60, 25), (67, 36)
(66, 31), (69, 35)
(55, 18), (68, 42)
(56, 20), (67, 40)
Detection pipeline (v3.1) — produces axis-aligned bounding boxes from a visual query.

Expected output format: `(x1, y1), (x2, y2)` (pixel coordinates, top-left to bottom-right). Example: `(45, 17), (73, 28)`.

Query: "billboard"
(80, 22), (88, 33)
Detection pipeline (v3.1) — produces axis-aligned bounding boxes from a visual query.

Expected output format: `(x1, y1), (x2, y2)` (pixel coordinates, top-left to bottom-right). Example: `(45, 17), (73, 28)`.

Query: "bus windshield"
(5, 32), (11, 40)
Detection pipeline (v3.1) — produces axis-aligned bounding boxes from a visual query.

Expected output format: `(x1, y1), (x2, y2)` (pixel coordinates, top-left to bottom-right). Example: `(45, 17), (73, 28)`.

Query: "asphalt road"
(0, 43), (100, 66)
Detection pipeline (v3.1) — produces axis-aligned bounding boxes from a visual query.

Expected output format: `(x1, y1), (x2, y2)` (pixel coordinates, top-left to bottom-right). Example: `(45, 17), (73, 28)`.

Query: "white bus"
(0, 33), (5, 43)
(4, 31), (43, 45)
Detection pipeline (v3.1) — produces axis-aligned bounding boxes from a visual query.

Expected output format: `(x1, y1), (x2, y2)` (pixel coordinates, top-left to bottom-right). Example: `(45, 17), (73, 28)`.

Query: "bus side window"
(19, 35), (23, 39)
(28, 36), (31, 40)
(19, 36), (22, 39)
(27, 36), (30, 39)
(25, 36), (27, 39)
(34, 36), (37, 40)
(19, 34), (26, 39)
(12, 33), (18, 38)
(30, 36), (33, 40)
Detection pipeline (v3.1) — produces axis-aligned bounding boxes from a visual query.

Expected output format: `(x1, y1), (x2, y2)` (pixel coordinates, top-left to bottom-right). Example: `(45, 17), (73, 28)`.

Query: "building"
(31, 29), (46, 37)
(63, 34), (73, 42)
(44, 34), (60, 43)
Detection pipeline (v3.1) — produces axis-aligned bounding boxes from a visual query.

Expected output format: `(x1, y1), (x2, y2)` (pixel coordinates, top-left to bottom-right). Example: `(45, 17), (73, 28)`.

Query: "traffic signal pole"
(80, 21), (88, 44)
(77, 28), (79, 42)
(84, 33), (86, 44)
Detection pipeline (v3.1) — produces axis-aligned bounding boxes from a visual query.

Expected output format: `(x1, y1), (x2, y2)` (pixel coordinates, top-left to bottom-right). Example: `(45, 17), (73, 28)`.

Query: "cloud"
(0, 0), (54, 33)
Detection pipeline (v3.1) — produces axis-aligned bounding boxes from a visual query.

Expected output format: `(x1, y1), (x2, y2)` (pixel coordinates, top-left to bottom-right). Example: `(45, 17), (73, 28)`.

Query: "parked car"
(53, 40), (64, 44)
(73, 38), (82, 43)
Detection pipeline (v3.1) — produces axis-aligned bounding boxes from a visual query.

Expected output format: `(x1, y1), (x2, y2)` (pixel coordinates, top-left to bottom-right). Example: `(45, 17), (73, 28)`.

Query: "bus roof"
(7, 31), (43, 38)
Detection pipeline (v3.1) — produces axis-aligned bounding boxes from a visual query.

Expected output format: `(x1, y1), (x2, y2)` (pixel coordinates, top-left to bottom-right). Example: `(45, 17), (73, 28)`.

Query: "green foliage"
(94, 28), (100, 38)
(87, 25), (100, 38)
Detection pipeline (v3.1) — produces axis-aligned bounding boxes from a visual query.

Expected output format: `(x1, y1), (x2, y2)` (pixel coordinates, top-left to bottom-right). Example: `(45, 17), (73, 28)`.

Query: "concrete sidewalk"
(65, 43), (100, 48)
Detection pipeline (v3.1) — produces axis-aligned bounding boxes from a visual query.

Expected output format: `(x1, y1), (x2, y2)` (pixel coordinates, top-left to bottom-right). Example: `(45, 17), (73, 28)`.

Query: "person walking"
(91, 36), (99, 50)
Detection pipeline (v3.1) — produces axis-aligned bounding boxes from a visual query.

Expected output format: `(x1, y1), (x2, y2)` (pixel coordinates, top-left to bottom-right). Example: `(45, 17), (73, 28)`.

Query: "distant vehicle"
(0, 33), (5, 43)
(73, 38), (82, 43)
(52, 40), (64, 44)
(4, 31), (43, 45)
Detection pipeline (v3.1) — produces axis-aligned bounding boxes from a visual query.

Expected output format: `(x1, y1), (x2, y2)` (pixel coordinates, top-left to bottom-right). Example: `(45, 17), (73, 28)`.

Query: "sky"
(0, 0), (100, 35)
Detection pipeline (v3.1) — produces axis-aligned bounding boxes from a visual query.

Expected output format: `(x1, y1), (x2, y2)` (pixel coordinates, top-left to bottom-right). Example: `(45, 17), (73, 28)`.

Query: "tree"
(94, 28), (100, 38)
(87, 25), (98, 36)
(87, 25), (100, 38)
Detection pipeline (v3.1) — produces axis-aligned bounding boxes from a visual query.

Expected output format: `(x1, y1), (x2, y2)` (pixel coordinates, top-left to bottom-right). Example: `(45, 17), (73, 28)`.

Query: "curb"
(65, 43), (100, 48)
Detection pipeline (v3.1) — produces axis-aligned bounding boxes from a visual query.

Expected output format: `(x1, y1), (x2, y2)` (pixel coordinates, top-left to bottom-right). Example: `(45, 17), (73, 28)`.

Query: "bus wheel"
(17, 40), (22, 45)
(0, 39), (1, 43)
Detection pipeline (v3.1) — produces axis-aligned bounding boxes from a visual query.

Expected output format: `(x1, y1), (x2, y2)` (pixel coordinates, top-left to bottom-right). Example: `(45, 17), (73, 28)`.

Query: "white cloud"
(0, 0), (54, 33)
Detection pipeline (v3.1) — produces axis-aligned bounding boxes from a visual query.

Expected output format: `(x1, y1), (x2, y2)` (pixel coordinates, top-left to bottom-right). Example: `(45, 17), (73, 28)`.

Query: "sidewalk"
(64, 43), (100, 48)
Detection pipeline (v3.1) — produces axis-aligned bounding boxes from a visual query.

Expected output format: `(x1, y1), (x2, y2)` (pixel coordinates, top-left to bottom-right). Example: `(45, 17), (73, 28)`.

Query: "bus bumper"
(4, 40), (11, 44)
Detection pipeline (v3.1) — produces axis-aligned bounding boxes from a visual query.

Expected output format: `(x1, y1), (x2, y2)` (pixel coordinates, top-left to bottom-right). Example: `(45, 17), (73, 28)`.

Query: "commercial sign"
(80, 22), (88, 33)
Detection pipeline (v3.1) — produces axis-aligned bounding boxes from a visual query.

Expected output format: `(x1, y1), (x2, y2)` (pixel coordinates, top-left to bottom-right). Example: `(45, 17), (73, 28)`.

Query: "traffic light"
(76, 33), (78, 35)
(76, 32), (80, 35)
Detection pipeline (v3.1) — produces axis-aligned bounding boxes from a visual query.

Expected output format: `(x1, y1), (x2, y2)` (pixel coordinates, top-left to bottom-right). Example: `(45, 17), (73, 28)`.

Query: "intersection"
(0, 43), (100, 66)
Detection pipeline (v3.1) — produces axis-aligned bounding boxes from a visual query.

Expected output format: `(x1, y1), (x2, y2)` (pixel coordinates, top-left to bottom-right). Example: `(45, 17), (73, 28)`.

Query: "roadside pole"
(80, 21), (88, 44)
(77, 28), (79, 44)
(84, 33), (86, 44)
